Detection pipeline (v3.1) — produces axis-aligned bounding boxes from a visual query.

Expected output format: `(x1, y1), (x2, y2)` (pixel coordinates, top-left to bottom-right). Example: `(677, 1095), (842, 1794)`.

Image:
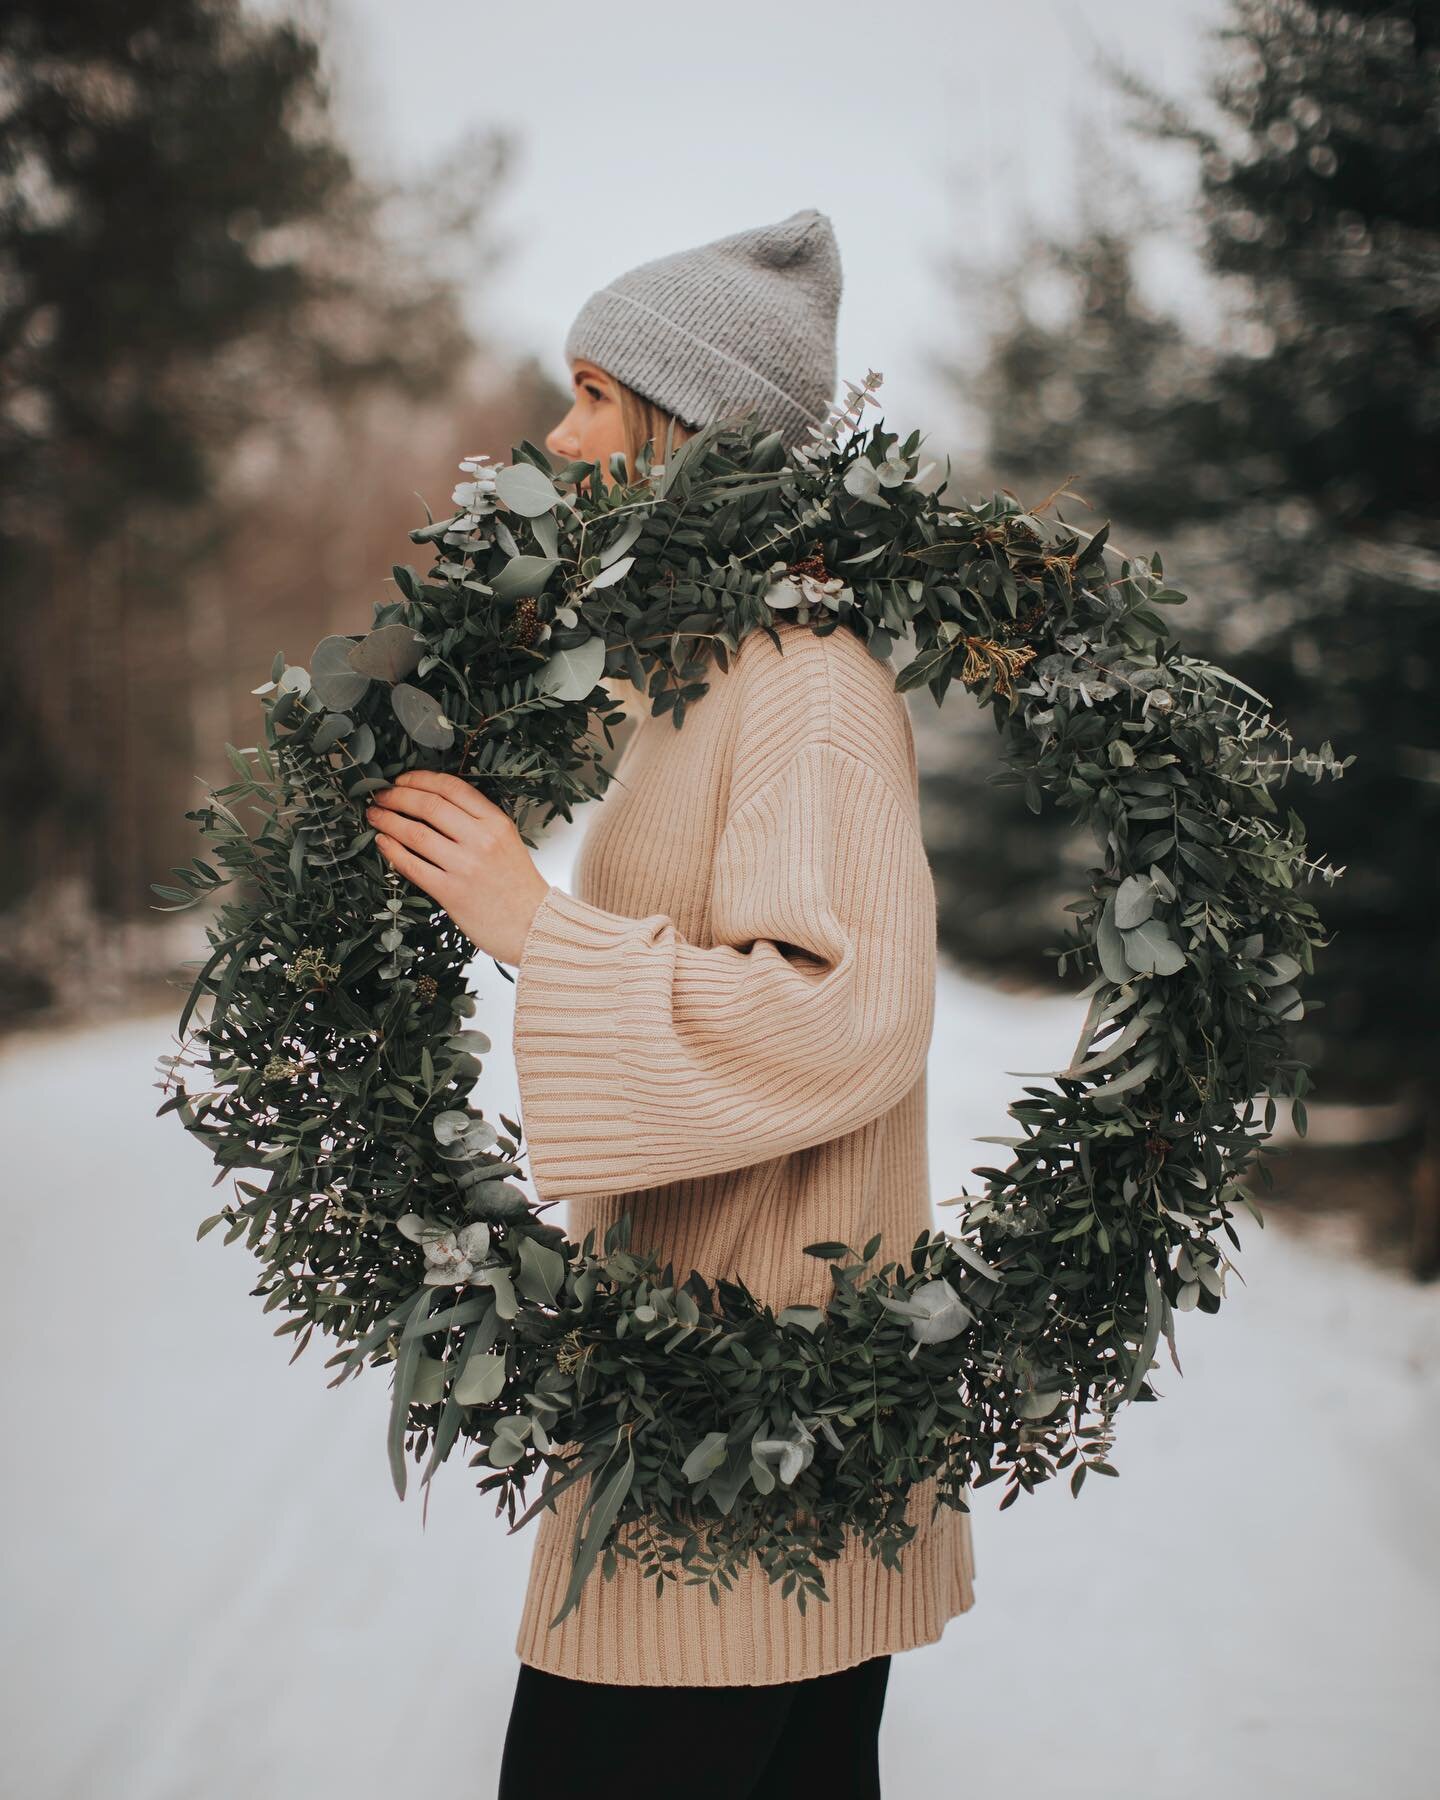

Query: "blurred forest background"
(1, 0), (1436, 1276)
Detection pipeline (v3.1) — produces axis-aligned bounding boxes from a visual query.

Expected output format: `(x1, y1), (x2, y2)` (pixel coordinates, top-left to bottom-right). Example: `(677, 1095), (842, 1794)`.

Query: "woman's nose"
(545, 417), (578, 458)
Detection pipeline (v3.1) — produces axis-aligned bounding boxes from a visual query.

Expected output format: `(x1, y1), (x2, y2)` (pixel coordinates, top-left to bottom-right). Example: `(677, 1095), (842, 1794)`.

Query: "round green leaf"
(495, 462), (562, 516)
(1114, 873), (1157, 930)
(1121, 917), (1187, 976)
(454, 1351), (508, 1406)
(311, 635), (372, 709)
(535, 634), (607, 702)
(390, 682), (455, 749)
(490, 555), (560, 600)
(348, 623), (425, 683)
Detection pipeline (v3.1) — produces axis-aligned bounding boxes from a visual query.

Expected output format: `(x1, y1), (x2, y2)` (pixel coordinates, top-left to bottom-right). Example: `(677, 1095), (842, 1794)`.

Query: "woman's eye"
(583, 383), (605, 402)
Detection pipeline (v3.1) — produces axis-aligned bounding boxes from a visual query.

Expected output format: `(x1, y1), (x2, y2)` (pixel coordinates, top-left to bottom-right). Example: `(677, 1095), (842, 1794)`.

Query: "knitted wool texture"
(511, 620), (976, 1687)
(563, 207), (843, 452)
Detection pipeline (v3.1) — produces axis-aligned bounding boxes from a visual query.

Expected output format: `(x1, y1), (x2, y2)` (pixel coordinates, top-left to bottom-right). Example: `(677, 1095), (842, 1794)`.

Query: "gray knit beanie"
(563, 207), (842, 453)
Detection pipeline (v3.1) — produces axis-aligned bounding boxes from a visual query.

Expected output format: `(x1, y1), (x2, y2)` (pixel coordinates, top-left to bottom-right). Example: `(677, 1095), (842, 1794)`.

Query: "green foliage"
(156, 372), (1344, 1626)
(960, 0), (1437, 1172)
(0, 0), (508, 941)
(0, 0), (485, 548)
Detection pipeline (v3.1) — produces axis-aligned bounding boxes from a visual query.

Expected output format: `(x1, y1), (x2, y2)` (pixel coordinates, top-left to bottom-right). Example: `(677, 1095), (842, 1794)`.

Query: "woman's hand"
(365, 771), (551, 965)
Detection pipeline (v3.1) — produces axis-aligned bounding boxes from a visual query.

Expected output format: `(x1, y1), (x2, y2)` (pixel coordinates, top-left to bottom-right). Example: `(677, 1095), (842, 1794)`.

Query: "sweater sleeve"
(511, 740), (937, 1203)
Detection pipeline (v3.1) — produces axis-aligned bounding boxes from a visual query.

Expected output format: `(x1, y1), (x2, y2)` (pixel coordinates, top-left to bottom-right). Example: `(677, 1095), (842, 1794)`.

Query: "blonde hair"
(616, 380), (695, 482)
(607, 383), (697, 715)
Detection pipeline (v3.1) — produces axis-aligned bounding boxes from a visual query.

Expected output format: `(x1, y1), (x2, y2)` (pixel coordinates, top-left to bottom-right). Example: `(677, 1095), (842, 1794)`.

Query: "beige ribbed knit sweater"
(510, 616), (976, 1686)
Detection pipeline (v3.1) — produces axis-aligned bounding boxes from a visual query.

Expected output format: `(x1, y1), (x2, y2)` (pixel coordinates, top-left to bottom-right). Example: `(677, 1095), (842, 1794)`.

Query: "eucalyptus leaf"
(585, 554), (634, 591)
(311, 712), (353, 752)
(495, 462), (563, 516)
(535, 634), (607, 702)
(487, 1429), (528, 1468)
(463, 1179), (532, 1221)
(348, 623), (425, 683)
(599, 515), (646, 566)
(680, 1430), (729, 1482)
(311, 635), (372, 709)
(1089, 1047), (1161, 1105)
(530, 509), (560, 560)
(1018, 1390), (1064, 1419)
(411, 1354), (447, 1405)
(387, 1288), (435, 1499)
(490, 555), (560, 600)
(453, 1350), (508, 1406)
(550, 1441), (636, 1626)
(1096, 896), (1132, 986)
(515, 1236), (567, 1306)
(1120, 917), (1187, 976)
(346, 722), (376, 763)
(391, 682), (456, 750)
(476, 1266), (517, 1320)
(1114, 873), (1157, 929)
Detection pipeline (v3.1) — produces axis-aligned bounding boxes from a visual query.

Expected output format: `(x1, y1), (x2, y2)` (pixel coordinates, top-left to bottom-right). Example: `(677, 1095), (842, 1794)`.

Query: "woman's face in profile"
(545, 358), (627, 469)
(545, 356), (646, 716)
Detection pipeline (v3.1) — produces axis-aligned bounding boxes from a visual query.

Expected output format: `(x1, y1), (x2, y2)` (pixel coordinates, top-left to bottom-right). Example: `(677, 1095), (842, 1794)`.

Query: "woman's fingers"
(367, 804), (462, 872)
(391, 768), (501, 825)
(373, 832), (447, 901)
(364, 768), (545, 964)
(369, 781), (471, 844)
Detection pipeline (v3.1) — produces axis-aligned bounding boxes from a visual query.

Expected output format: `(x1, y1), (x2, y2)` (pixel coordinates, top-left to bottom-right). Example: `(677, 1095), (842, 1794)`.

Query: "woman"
(366, 208), (975, 1799)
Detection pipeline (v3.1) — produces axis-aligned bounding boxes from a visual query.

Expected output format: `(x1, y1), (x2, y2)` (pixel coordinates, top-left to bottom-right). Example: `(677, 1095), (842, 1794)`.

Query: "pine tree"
(0, 0), (493, 549)
(941, 1), (1440, 1268)
(0, 0), (515, 973)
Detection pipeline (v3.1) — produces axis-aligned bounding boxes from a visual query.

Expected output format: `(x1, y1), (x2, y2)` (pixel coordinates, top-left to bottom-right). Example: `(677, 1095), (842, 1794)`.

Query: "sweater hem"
(512, 1586), (978, 1688)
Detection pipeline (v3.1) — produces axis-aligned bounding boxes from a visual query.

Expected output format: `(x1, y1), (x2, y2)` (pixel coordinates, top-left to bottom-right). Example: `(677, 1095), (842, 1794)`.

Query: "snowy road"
(3, 820), (1437, 1798)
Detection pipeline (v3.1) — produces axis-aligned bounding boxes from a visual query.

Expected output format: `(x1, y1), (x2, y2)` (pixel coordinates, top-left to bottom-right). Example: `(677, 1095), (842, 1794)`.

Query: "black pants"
(496, 1652), (892, 1799)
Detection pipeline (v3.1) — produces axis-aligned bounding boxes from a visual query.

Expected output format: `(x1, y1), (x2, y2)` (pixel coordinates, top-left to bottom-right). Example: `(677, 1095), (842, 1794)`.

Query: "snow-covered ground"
(3, 818), (1437, 1799)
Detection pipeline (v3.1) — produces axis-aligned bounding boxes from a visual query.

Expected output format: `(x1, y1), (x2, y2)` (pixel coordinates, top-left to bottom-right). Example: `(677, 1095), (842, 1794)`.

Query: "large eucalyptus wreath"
(155, 371), (1348, 1628)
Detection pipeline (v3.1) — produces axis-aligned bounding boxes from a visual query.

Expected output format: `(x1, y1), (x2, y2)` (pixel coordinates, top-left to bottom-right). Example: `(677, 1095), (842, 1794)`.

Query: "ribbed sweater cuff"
(513, 883), (648, 1204)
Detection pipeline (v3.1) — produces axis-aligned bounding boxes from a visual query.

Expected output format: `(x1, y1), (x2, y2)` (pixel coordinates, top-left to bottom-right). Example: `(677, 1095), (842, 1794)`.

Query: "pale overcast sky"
(280, 0), (1227, 451)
